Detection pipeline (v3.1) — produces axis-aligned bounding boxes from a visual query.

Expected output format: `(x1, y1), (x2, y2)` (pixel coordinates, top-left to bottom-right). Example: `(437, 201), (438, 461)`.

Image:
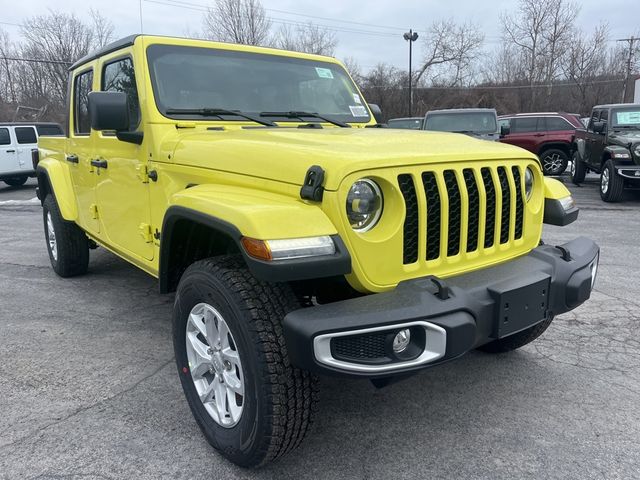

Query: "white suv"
(0, 123), (63, 186)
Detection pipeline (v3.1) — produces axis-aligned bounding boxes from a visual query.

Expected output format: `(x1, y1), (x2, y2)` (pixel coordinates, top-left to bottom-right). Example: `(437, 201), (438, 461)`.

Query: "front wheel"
(540, 149), (569, 176)
(600, 160), (624, 202)
(478, 315), (554, 353)
(173, 255), (317, 468)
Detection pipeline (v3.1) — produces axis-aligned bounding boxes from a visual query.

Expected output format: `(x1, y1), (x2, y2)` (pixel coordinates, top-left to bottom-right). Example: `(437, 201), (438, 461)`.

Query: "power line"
(368, 78), (625, 90)
(0, 56), (71, 65)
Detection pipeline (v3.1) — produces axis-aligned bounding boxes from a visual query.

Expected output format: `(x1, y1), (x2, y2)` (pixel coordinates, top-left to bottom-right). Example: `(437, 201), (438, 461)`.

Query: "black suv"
(572, 103), (640, 202)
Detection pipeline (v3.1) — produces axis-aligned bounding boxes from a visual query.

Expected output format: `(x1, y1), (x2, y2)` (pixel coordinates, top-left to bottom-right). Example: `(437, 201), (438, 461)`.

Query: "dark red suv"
(498, 113), (584, 175)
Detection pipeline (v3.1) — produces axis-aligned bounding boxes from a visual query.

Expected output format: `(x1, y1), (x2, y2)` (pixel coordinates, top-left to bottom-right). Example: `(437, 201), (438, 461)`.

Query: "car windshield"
(388, 118), (423, 129)
(146, 44), (370, 123)
(424, 112), (497, 134)
(611, 108), (640, 128)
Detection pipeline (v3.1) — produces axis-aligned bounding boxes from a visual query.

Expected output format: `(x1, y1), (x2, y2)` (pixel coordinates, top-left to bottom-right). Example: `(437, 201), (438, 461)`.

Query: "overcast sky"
(2, 0), (638, 70)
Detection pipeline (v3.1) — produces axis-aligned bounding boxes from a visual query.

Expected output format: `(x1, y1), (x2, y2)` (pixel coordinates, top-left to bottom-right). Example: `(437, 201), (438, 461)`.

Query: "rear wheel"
(173, 255), (317, 467)
(478, 315), (554, 353)
(3, 176), (28, 187)
(600, 160), (624, 202)
(42, 195), (89, 277)
(570, 151), (587, 185)
(540, 148), (569, 176)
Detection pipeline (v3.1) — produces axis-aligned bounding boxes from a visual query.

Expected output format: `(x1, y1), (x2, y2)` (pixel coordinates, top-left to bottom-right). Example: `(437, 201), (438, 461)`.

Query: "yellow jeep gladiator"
(36, 34), (599, 467)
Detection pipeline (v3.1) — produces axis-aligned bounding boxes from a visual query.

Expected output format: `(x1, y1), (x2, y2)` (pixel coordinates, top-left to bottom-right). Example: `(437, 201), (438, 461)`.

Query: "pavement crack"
(0, 358), (174, 452)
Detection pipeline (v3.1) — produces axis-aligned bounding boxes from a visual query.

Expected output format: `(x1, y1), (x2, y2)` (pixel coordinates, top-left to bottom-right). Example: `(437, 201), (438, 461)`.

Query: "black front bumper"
(283, 237), (599, 378)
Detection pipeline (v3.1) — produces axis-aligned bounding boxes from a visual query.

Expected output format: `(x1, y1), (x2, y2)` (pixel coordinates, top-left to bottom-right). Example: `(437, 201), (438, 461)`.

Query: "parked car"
(37, 34), (599, 468)
(0, 123), (63, 186)
(498, 112), (584, 176)
(387, 117), (424, 129)
(572, 103), (640, 202)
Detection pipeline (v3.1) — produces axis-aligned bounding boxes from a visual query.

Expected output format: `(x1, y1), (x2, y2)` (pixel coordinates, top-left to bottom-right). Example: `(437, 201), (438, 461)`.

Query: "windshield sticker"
(352, 93), (362, 104)
(349, 105), (368, 117)
(315, 67), (334, 79)
(616, 111), (640, 125)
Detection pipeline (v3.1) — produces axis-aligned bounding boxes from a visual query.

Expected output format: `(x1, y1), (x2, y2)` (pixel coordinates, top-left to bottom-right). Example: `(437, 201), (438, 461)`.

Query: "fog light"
(392, 329), (411, 353)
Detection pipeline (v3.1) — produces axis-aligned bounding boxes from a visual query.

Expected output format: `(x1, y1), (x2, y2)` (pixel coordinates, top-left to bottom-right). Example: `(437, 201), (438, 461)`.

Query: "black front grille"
(332, 333), (387, 360)
(398, 165), (528, 264)
(398, 174), (419, 264)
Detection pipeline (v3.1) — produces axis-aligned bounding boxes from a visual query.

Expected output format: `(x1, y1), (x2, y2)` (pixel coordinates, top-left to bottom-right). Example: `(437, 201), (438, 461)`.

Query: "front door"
(68, 67), (100, 235)
(93, 55), (153, 261)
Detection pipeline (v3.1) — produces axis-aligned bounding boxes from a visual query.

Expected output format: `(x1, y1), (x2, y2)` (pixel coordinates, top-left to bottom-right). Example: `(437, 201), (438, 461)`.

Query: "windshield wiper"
(165, 108), (276, 127)
(260, 111), (350, 128)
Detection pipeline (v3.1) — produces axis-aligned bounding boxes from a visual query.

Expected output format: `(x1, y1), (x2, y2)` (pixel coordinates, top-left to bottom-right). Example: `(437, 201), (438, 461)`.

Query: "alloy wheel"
(46, 212), (58, 261)
(601, 168), (610, 194)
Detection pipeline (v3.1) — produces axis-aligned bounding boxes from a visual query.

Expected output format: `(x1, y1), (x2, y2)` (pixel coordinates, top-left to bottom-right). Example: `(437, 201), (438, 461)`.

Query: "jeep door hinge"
(90, 204), (99, 219)
(139, 223), (154, 243)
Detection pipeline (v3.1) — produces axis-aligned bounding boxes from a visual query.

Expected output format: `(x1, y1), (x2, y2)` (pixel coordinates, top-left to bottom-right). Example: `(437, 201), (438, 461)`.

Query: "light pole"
(403, 29), (419, 116)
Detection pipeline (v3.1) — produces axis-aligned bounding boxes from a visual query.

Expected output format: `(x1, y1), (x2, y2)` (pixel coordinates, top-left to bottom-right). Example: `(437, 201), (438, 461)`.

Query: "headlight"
(346, 179), (383, 232)
(524, 167), (534, 200)
(634, 144), (640, 158)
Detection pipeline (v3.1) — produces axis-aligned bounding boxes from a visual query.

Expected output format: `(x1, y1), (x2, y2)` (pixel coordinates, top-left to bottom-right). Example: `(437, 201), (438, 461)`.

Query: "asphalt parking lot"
(1, 174), (639, 480)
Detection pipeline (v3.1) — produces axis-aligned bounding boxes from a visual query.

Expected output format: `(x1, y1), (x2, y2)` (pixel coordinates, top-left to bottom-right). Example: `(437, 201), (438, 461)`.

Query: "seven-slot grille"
(398, 166), (525, 264)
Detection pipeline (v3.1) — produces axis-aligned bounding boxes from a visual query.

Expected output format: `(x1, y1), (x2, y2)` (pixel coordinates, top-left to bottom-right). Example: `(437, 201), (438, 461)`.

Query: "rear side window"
(0, 128), (10, 145)
(74, 70), (93, 135)
(511, 117), (538, 133)
(102, 57), (140, 130)
(15, 127), (37, 144)
(36, 124), (63, 136)
(599, 109), (609, 123)
(545, 117), (573, 131)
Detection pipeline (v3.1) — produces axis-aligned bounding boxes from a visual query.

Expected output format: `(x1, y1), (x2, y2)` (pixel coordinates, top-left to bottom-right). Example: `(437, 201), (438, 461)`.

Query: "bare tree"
(274, 22), (337, 56)
(89, 9), (115, 48)
(414, 20), (484, 87)
(202, 0), (271, 46)
(0, 29), (17, 104)
(342, 56), (363, 85)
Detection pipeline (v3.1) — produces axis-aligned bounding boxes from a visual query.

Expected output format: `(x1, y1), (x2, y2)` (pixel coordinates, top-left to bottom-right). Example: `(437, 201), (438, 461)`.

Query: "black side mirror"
(593, 121), (605, 134)
(368, 103), (383, 123)
(89, 91), (129, 131)
(500, 125), (510, 136)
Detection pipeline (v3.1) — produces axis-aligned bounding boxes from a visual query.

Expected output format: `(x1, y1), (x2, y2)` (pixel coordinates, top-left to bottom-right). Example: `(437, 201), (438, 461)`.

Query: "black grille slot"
(497, 167), (511, 244)
(422, 172), (441, 261)
(512, 167), (524, 239)
(443, 170), (461, 256)
(463, 169), (480, 252)
(398, 174), (419, 264)
(332, 333), (387, 360)
(481, 168), (496, 248)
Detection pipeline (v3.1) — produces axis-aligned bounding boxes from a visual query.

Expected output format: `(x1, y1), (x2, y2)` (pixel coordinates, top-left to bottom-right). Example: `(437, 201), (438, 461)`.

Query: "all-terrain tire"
(478, 315), (554, 353)
(540, 148), (569, 176)
(3, 176), (28, 187)
(570, 151), (587, 185)
(173, 255), (318, 468)
(600, 160), (624, 202)
(42, 195), (89, 277)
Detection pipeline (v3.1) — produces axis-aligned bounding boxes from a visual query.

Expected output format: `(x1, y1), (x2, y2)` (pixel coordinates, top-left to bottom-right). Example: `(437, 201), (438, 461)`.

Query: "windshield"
(146, 44), (370, 123)
(424, 112), (497, 134)
(611, 108), (640, 128)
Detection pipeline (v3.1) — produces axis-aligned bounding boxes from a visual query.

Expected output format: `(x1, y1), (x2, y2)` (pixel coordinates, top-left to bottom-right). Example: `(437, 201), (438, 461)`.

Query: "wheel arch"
(36, 159), (78, 221)
(602, 146), (631, 167)
(538, 142), (572, 157)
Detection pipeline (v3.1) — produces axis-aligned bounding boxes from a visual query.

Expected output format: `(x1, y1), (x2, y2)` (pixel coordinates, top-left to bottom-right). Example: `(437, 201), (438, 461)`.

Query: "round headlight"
(634, 144), (640, 158)
(524, 167), (534, 200)
(346, 179), (383, 232)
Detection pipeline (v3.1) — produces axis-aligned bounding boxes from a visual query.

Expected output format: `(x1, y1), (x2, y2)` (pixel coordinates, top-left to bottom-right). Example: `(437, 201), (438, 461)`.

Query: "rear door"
(68, 66), (100, 234)
(584, 109), (605, 169)
(500, 117), (540, 153)
(14, 126), (38, 172)
(0, 127), (20, 175)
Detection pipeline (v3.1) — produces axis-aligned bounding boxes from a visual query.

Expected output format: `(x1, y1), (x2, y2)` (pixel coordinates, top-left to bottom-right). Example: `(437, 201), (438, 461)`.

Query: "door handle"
(6, 149), (15, 153)
(90, 159), (108, 169)
(66, 154), (79, 163)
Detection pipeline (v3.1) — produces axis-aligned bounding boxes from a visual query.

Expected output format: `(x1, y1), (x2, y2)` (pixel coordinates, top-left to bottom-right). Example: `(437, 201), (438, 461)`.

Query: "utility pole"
(617, 36), (637, 102)
(403, 29), (419, 116)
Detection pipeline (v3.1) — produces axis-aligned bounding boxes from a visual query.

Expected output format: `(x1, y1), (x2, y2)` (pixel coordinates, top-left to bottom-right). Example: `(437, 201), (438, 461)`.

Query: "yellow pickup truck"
(36, 34), (599, 467)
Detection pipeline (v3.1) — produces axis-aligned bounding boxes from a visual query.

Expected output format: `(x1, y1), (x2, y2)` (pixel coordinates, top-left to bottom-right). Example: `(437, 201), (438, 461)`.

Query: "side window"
(512, 117), (537, 133)
(587, 110), (600, 132)
(102, 57), (140, 130)
(0, 128), (10, 145)
(15, 127), (37, 144)
(599, 109), (608, 124)
(498, 119), (511, 128)
(74, 70), (93, 135)
(36, 124), (64, 136)
(546, 117), (573, 131)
